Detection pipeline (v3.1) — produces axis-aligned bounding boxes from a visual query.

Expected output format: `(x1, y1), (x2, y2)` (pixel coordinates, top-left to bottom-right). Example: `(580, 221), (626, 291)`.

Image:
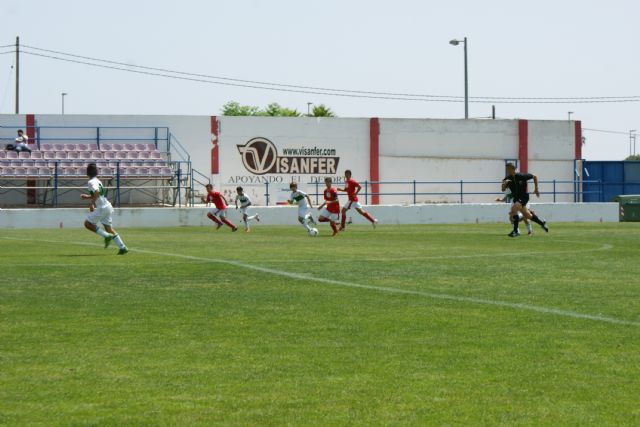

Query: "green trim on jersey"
(89, 183), (105, 197)
(292, 194), (305, 202)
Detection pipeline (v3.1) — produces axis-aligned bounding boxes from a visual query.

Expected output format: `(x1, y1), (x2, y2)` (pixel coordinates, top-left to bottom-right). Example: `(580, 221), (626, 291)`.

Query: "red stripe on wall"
(369, 118), (380, 205)
(518, 119), (528, 173)
(26, 114), (36, 140)
(211, 116), (219, 174)
(574, 120), (582, 159)
(26, 114), (36, 204)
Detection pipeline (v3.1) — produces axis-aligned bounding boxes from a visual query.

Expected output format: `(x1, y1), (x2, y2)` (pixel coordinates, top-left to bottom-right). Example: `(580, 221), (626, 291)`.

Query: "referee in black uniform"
(502, 163), (549, 237)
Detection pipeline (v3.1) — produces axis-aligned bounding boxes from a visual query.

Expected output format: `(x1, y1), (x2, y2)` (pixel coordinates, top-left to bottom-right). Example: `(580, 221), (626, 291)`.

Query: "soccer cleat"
(332, 230), (338, 237)
(528, 230), (533, 236)
(508, 230), (520, 237)
(104, 233), (115, 248)
(232, 226), (239, 232)
(255, 214), (260, 222)
(245, 228), (251, 233)
(372, 219), (378, 229)
(541, 221), (549, 232)
(117, 247), (129, 255)
(215, 223), (223, 230)
(338, 226), (345, 231)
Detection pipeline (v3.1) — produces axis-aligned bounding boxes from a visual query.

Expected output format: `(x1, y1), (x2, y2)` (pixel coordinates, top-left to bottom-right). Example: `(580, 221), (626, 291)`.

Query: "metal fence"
(222, 179), (608, 206)
(0, 160), (192, 207)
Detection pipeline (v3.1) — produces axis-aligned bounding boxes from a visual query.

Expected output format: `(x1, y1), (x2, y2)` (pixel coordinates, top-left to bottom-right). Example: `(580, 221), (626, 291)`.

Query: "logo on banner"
(237, 137), (278, 175)
(237, 137), (339, 175)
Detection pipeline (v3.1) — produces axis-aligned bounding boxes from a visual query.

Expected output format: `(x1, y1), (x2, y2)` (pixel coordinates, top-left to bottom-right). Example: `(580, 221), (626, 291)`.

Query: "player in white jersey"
(80, 163), (128, 254)
(287, 182), (316, 232)
(234, 186), (260, 232)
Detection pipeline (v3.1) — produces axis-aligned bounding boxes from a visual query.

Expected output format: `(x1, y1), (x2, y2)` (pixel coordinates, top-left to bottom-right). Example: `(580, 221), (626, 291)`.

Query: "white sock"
(246, 215), (258, 223)
(243, 219), (249, 229)
(113, 234), (126, 249)
(299, 218), (311, 231)
(526, 223), (533, 233)
(95, 226), (111, 238)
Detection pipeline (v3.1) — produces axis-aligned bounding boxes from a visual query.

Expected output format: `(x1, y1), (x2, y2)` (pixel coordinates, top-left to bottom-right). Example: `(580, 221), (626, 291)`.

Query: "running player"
(287, 182), (316, 232)
(202, 184), (238, 232)
(496, 188), (533, 235)
(502, 163), (549, 237)
(234, 186), (260, 232)
(337, 169), (377, 230)
(317, 177), (340, 236)
(80, 163), (128, 254)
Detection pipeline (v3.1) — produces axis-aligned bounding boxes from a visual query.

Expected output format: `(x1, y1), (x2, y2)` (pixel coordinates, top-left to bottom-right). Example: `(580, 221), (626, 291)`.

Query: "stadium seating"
(1, 143), (173, 179)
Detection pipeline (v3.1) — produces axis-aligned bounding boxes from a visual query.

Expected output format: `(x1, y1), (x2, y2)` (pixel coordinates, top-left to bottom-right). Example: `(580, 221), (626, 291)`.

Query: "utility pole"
(15, 36), (19, 114)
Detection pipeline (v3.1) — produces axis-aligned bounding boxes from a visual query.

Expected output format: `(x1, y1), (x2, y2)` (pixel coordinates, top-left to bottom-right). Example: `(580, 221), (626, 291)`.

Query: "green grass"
(1, 223), (639, 425)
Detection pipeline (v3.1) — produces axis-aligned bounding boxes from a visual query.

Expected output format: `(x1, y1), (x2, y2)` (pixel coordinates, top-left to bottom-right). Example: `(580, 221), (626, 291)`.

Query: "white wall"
(1, 114), (581, 205)
(215, 116), (370, 205)
(0, 203), (618, 229)
(378, 119), (518, 204)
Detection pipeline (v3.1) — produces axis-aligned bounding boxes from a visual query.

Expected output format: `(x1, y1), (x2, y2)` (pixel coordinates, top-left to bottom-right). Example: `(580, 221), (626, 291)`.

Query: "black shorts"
(513, 194), (530, 206)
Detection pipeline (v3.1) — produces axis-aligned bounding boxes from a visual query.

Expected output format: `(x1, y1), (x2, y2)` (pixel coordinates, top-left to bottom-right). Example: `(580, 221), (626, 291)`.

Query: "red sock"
(340, 212), (347, 228)
(330, 222), (338, 233)
(207, 213), (222, 225)
(362, 211), (375, 223)
(222, 218), (236, 229)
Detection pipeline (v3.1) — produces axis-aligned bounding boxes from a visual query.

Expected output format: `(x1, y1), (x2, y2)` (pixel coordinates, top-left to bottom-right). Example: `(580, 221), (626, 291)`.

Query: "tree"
(221, 101), (300, 117)
(221, 101), (260, 116)
(625, 155), (640, 161)
(309, 104), (335, 117)
(221, 101), (334, 117)
(262, 103), (301, 117)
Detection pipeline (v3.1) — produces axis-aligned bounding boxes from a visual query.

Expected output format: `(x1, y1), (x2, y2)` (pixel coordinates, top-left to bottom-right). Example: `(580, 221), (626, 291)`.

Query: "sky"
(0, 0), (638, 160)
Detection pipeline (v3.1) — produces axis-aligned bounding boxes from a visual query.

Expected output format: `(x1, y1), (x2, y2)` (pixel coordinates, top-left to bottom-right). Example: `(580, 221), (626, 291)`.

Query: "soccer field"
(1, 223), (639, 425)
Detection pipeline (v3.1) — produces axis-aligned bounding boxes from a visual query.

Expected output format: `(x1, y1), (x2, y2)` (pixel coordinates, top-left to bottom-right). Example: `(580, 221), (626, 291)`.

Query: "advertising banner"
(214, 116), (370, 204)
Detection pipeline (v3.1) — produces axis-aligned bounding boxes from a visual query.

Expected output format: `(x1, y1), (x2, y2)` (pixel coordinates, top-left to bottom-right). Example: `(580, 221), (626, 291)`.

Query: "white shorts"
(298, 206), (311, 219)
(86, 205), (114, 227)
(343, 200), (362, 211)
(239, 206), (250, 216)
(319, 208), (339, 222)
(210, 208), (227, 218)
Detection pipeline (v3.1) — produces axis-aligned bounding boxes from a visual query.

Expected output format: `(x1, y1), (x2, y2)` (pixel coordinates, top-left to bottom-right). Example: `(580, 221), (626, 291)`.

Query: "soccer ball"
(308, 228), (319, 237)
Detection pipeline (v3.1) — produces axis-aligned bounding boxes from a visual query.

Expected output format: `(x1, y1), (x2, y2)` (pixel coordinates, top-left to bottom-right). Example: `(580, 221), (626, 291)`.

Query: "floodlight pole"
(463, 37), (468, 119)
(15, 36), (19, 114)
(61, 92), (68, 115)
(631, 130), (637, 156)
(450, 37), (468, 119)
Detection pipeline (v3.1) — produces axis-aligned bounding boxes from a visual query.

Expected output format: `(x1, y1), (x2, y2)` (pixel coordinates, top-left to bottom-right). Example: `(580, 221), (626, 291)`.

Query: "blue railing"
(0, 159), (190, 207)
(248, 179), (606, 206)
(0, 125), (169, 151)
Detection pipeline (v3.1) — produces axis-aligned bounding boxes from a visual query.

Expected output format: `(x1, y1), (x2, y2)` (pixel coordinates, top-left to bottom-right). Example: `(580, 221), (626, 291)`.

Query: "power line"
(20, 51), (640, 105)
(0, 50), (16, 55)
(583, 128), (634, 135)
(6, 43), (638, 105)
(23, 51), (462, 103)
(20, 43), (640, 103)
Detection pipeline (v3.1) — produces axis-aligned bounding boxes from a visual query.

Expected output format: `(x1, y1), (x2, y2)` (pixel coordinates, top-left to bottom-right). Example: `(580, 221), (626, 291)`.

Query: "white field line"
(3, 237), (637, 327)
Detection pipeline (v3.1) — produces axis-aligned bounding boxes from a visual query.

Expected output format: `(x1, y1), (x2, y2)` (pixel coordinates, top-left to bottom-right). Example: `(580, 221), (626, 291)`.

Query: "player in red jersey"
(338, 170), (377, 230)
(201, 184), (238, 232)
(317, 177), (340, 236)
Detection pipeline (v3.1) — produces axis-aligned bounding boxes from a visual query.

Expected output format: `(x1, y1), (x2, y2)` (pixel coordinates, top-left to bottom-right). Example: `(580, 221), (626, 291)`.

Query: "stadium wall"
(1, 114), (581, 205)
(0, 203), (618, 229)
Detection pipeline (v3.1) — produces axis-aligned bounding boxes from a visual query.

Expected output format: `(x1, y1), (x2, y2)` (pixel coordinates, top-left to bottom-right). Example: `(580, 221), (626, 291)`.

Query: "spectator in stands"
(6, 129), (32, 153)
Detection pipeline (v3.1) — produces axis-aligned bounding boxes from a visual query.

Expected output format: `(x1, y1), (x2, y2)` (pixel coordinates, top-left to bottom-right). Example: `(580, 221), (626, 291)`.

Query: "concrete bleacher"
(0, 143), (173, 179)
